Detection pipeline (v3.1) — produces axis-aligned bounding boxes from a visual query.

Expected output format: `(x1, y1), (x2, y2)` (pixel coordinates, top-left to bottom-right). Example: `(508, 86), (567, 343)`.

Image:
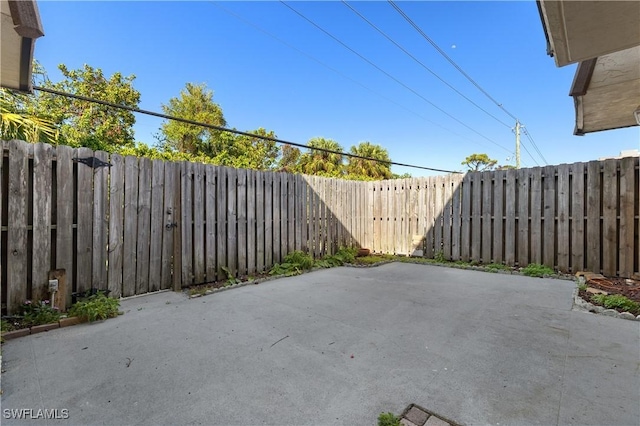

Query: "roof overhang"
(1, 0), (44, 93)
(538, 1), (640, 67)
(570, 46), (640, 135)
(538, 0), (640, 135)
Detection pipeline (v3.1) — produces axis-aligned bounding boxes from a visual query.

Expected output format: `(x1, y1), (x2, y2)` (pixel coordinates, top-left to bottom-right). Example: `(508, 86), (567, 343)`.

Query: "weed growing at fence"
(377, 412), (400, 426)
(269, 250), (315, 276)
(521, 263), (555, 277)
(1, 319), (13, 332)
(485, 263), (511, 272)
(19, 300), (61, 327)
(68, 292), (120, 322)
(434, 250), (446, 263)
(590, 294), (640, 314)
(353, 255), (394, 265)
(221, 266), (239, 286)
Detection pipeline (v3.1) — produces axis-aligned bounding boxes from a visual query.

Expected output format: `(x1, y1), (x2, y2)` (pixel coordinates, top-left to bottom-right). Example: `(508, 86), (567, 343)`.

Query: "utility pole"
(515, 120), (521, 169)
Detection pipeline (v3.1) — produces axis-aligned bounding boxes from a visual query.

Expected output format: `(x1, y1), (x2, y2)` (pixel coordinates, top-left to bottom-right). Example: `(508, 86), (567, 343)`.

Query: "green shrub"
(269, 250), (314, 276)
(378, 412), (400, 426)
(521, 263), (554, 277)
(68, 292), (120, 322)
(434, 250), (446, 263)
(1, 319), (14, 332)
(591, 294), (639, 313)
(485, 263), (511, 272)
(19, 300), (61, 327)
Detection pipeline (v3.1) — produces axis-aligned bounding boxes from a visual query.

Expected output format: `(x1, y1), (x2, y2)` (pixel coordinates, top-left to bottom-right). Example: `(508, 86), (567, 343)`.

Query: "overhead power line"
(210, 2), (471, 142)
(522, 127), (548, 165)
(279, 1), (513, 155)
(388, 0), (549, 165)
(342, 1), (511, 129)
(33, 85), (461, 174)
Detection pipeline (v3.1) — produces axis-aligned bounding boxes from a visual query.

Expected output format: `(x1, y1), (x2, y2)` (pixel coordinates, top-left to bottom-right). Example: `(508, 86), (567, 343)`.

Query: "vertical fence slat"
(518, 168), (530, 266)
(586, 161), (601, 273)
(570, 163), (585, 273)
(481, 172), (492, 264)
(32, 143), (52, 301)
(529, 167), (543, 264)
(216, 167), (227, 278)
(76, 147), (94, 293)
(264, 172), (273, 268)
(180, 161), (193, 285)
(504, 169), (517, 265)
(149, 160), (165, 292)
(56, 145), (74, 305)
(161, 162), (177, 290)
(136, 157), (152, 294)
(280, 173), (288, 258)
(602, 160), (618, 276)
(618, 157), (636, 277)
(256, 171), (265, 273)
(442, 176), (452, 259)
(471, 173), (482, 261)
(246, 169), (256, 276)
(492, 171), (504, 264)
(7, 140), (29, 313)
(122, 156), (138, 297)
(460, 174), (472, 262)
(91, 151), (108, 291)
(295, 174), (303, 251)
(542, 166), (556, 269)
(272, 172), (281, 263)
(107, 154), (124, 298)
(557, 164), (570, 272)
(205, 164), (217, 281)
(237, 168), (247, 277)
(227, 167), (237, 276)
(192, 163), (205, 284)
(451, 176), (462, 261)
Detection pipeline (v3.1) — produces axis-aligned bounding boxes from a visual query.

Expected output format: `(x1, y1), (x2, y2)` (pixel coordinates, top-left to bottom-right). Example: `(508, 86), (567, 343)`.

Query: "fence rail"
(2, 140), (638, 314)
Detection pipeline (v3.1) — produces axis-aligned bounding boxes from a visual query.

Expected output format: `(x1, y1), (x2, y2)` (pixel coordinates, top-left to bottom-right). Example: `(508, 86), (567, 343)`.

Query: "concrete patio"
(2, 263), (638, 425)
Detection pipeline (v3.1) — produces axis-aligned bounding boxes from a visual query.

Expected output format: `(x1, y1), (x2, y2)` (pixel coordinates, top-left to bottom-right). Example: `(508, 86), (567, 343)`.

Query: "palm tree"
(0, 89), (58, 143)
(346, 141), (392, 180)
(298, 137), (344, 177)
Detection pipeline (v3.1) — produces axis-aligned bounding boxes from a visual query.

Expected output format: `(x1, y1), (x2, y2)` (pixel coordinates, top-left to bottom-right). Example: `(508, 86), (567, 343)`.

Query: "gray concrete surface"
(2, 263), (639, 425)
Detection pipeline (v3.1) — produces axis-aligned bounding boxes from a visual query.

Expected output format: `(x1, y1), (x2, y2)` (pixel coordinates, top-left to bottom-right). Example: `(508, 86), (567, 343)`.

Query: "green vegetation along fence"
(2, 139), (638, 314)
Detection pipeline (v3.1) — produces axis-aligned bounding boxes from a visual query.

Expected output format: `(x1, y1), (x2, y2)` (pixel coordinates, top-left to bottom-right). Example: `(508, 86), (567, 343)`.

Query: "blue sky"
(35, 1), (639, 176)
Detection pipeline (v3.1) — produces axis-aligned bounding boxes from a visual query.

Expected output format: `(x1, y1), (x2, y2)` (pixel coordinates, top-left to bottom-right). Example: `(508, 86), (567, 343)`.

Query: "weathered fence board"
(149, 160), (165, 292)
(136, 157), (152, 294)
(192, 162), (205, 284)
(32, 143), (52, 301)
(108, 154), (124, 298)
(586, 161), (601, 272)
(205, 165), (217, 281)
(492, 171), (504, 263)
(518, 168), (530, 266)
(237, 169), (247, 277)
(76, 147), (94, 293)
(504, 169), (517, 265)
(557, 164), (570, 272)
(56, 144), (74, 304)
(122, 156), (138, 297)
(216, 166), (227, 279)
(256, 171), (265, 273)
(246, 169), (256, 276)
(602, 160), (618, 276)
(161, 161), (177, 289)
(570, 163), (585, 273)
(92, 150), (109, 291)
(227, 167), (237, 276)
(619, 157), (635, 277)
(481, 173), (492, 263)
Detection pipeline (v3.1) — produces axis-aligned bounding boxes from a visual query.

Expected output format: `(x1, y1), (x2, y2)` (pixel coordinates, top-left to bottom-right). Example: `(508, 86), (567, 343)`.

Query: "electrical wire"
(210, 1), (471, 143)
(522, 127), (549, 165)
(389, 0), (549, 164)
(280, 1), (513, 155)
(33, 85), (462, 174)
(342, 0), (511, 129)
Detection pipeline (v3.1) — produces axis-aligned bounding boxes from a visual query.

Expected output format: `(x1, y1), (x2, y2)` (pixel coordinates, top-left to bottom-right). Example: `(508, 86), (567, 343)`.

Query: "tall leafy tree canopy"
(461, 153), (498, 171)
(159, 82), (226, 155)
(298, 137), (344, 178)
(346, 141), (393, 180)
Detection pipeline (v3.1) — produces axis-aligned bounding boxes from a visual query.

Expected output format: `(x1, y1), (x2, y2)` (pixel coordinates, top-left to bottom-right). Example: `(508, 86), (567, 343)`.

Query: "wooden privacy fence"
(368, 158), (639, 278)
(1, 140), (362, 314)
(2, 139), (638, 314)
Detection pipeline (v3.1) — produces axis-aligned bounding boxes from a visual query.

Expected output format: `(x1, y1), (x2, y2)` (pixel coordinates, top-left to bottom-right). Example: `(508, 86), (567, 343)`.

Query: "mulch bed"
(578, 276), (640, 315)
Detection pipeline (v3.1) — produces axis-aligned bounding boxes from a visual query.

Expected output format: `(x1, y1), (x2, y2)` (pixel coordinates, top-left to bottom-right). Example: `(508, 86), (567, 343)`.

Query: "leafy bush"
(591, 294), (640, 313)
(377, 412), (400, 426)
(19, 300), (61, 327)
(521, 263), (554, 277)
(68, 292), (120, 322)
(354, 255), (393, 265)
(321, 246), (358, 266)
(434, 250), (446, 263)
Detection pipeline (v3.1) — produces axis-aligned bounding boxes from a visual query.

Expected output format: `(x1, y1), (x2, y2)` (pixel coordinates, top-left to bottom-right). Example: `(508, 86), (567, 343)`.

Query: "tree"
(461, 153), (498, 171)
(209, 128), (279, 170)
(278, 144), (302, 173)
(298, 137), (344, 177)
(346, 141), (392, 180)
(159, 83), (226, 155)
(35, 64), (140, 151)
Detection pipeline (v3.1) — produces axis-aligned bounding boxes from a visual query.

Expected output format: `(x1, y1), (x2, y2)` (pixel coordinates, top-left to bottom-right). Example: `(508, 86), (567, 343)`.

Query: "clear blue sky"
(35, 1), (639, 176)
